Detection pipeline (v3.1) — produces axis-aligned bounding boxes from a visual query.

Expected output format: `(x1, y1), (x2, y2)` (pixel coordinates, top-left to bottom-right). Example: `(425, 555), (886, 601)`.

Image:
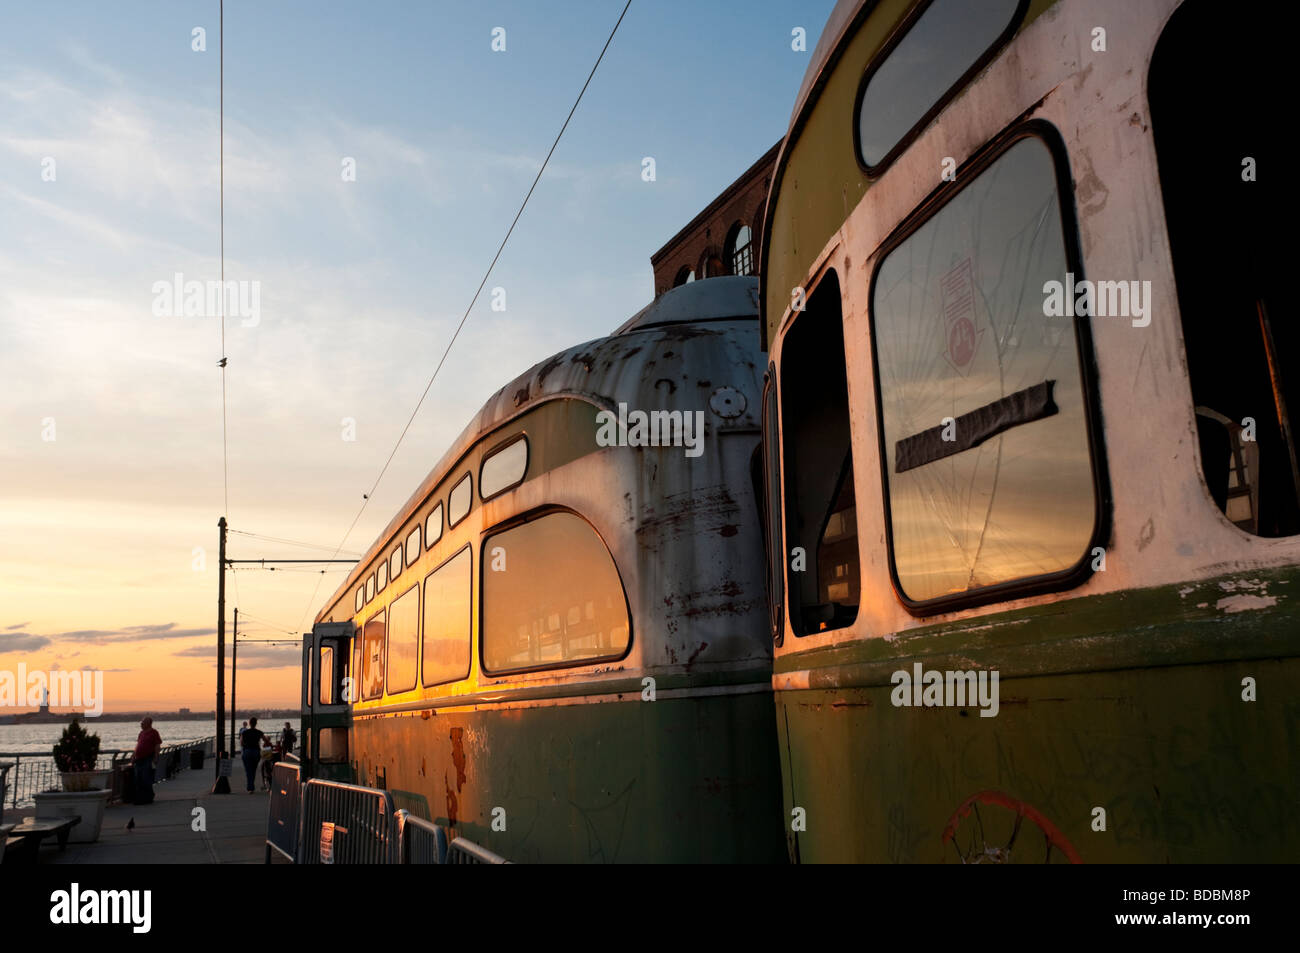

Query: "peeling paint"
(1216, 594), (1278, 614)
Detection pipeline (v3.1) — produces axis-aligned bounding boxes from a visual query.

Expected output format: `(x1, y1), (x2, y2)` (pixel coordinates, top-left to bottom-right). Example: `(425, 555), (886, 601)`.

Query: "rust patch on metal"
(513, 385), (530, 406)
(444, 775), (458, 828)
(449, 726), (468, 792)
(686, 642), (709, 670)
(535, 354), (566, 384)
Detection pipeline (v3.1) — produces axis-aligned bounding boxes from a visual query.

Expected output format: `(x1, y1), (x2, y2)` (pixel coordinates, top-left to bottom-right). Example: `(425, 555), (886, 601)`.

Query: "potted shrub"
(34, 718), (112, 843)
(54, 718), (110, 791)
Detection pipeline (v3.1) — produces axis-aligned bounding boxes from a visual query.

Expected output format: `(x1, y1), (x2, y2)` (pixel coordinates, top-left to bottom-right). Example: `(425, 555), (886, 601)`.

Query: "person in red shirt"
(133, 717), (162, 804)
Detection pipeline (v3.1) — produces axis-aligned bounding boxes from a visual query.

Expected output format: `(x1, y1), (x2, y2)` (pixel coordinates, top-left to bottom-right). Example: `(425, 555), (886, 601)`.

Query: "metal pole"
(213, 516), (230, 793)
(230, 609), (238, 755)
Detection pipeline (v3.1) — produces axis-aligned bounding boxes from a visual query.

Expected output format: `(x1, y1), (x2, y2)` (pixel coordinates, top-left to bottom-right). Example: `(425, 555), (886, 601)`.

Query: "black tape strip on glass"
(895, 380), (1058, 473)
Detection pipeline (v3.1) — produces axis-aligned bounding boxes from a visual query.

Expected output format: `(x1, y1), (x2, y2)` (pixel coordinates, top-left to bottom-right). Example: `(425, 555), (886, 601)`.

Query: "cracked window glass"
(871, 134), (1097, 605)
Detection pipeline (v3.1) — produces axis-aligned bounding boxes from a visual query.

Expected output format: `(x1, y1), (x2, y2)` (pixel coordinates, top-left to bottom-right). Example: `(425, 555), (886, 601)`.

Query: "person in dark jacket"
(239, 717), (269, 793)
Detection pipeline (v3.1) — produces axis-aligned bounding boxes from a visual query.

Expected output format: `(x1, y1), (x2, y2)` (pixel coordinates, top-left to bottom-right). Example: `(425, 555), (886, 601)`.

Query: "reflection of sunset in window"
(872, 135), (1097, 604)
(482, 512), (628, 673)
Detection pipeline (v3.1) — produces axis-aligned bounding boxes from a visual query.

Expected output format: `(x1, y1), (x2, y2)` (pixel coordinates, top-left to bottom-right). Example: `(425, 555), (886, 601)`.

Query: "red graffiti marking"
(942, 789), (1082, 864)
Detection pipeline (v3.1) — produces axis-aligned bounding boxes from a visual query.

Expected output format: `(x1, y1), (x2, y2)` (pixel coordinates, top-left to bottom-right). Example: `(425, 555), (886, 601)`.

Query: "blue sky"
(0, 0), (835, 708)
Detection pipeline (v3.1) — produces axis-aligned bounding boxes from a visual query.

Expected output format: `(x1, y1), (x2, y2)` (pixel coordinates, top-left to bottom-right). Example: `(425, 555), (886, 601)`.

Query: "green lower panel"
(353, 689), (786, 863)
(778, 658), (1300, 862)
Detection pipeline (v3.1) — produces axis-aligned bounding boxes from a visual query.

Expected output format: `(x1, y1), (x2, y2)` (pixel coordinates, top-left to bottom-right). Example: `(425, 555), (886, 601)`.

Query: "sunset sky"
(0, 1), (832, 711)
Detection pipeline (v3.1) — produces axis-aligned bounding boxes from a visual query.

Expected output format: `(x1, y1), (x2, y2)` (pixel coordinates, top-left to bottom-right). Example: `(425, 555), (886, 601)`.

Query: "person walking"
(239, 717), (269, 794)
(281, 721), (297, 756)
(133, 717), (162, 805)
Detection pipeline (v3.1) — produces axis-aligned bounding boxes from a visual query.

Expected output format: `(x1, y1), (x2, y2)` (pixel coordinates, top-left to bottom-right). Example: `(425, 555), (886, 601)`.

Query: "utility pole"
(230, 608), (238, 755)
(212, 517), (231, 794)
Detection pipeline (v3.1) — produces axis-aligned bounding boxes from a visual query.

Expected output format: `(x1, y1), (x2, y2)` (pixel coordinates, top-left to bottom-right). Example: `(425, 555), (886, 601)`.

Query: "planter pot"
(35, 789), (112, 843)
(60, 769), (112, 792)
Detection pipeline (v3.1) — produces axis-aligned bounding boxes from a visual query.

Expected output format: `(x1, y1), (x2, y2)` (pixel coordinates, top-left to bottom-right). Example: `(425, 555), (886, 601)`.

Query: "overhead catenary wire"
(294, 0), (634, 633)
(228, 528), (362, 556)
(233, 609), (301, 637)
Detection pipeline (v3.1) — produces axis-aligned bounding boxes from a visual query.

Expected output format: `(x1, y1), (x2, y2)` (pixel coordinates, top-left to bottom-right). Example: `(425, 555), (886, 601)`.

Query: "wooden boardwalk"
(7, 763), (288, 864)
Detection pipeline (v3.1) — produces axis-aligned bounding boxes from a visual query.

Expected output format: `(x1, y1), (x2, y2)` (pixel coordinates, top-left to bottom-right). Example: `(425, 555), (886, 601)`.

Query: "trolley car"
(759, 0), (1295, 861)
(303, 277), (785, 863)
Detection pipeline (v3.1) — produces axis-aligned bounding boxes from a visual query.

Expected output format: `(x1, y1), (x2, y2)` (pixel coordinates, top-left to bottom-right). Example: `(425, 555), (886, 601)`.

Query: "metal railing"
(1, 737), (215, 809)
(265, 762), (302, 862)
(299, 778), (397, 864)
(446, 837), (510, 864)
(269, 775), (509, 864)
(395, 809), (448, 864)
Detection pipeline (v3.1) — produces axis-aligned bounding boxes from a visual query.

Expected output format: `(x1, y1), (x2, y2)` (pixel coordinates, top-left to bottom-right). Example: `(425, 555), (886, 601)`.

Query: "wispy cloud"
(172, 643), (295, 670)
(0, 632), (51, 653)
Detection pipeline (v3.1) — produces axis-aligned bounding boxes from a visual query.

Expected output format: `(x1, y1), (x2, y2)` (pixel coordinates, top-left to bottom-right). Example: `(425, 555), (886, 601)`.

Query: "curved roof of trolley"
(316, 276), (760, 624)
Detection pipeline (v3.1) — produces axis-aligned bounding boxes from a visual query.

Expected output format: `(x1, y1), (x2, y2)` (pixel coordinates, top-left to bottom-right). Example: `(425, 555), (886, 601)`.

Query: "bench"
(2, 815), (81, 864)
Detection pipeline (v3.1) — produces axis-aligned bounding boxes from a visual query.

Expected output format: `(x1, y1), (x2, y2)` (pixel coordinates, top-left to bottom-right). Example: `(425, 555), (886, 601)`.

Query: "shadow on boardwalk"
(11, 764), (290, 864)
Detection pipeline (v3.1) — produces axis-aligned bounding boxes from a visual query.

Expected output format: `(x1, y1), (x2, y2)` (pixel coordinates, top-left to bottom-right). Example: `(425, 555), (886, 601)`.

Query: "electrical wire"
(294, 0), (633, 633)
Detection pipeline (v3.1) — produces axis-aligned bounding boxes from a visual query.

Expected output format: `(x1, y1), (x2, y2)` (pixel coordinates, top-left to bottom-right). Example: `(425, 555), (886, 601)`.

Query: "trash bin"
(119, 762), (135, 804)
(190, 748), (205, 770)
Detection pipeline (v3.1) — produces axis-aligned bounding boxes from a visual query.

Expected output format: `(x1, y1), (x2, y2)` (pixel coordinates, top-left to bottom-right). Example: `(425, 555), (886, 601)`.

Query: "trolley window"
(426, 503), (443, 549)
(422, 547), (472, 687)
(856, 0), (1025, 173)
(870, 132), (1098, 608)
(377, 558), (388, 594)
(365, 572), (376, 604)
(386, 584), (419, 694)
(354, 586), (364, 614)
(319, 645), (335, 706)
(361, 610), (386, 700)
(390, 546), (403, 583)
(480, 436), (528, 500)
(1149, 0), (1296, 536)
(405, 526), (421, 568)
(481, 511), (629, 673)
(780, 272), (861, 636)
(448, 473), (472, 527)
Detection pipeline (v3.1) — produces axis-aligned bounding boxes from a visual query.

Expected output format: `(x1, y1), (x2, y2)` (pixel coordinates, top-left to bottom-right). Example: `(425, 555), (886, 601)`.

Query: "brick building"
(650, 141), (780, 298)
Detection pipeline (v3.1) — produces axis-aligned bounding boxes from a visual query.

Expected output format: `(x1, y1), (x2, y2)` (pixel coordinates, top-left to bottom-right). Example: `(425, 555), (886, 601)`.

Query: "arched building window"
(727, 223), (754, 276)
(673, 265), (695, 287)
(701, 252), (726, 279)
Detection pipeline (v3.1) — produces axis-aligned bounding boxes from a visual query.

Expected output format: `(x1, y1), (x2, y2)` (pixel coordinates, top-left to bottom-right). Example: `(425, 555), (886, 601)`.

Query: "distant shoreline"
(0, 710), (299, 725)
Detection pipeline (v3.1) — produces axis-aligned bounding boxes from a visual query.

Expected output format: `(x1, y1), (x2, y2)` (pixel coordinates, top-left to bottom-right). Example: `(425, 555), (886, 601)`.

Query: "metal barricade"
(395, 809), (448, 864)
(446, 837), (510, 864)
(299, 778), (397, 864)
(265, 762), (301, 863)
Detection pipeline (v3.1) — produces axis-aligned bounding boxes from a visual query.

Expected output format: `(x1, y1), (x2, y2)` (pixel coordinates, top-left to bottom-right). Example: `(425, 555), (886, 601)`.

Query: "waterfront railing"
(268, 769), (508, 864)
(0, 736), (215, 809)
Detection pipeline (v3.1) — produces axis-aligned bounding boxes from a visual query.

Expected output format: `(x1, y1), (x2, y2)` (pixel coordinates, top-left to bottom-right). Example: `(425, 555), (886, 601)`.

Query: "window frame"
(384, 581), (420, 696)
(866, 121), (1111, 616)
(360, 608), (387, 701)
(761, 363), (785, 646)
(390, 545), (403, 583)
(478, 506), (633, 677)
(377, 557), (388, 594)
(354, 586), (364, 614)
(479, 434), (529, 502)
(448, 473), (473, 528)
(365, 572), (376, 604)
(852, 0), (1028, 179)
(425, 503), (444, 549)
(420, 544), (474, 689)
(405, 526), (421, 567)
